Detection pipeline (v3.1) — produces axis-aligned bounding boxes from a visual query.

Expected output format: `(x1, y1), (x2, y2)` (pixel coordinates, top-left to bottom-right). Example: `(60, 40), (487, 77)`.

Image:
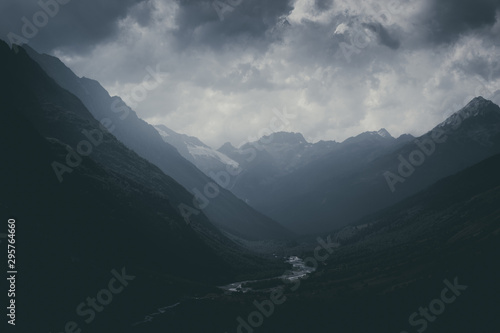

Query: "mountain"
(258, 152), (500, 333)
(0, 40), (296, 332)
(217, 132), (343, 201)
(216, 128), (413, 226)
(153, 124), (239, 181)
(219, 131), (340, 172)
(131, 152), (500, 333)
(250, 97), (500, 233)
(22, 44), (292, 241)
(337, 152), (500, 244)
(210, 98), (500, 234)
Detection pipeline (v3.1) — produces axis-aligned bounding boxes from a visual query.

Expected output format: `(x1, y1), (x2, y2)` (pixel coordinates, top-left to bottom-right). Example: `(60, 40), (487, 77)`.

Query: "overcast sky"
(2, 0), (500, 148)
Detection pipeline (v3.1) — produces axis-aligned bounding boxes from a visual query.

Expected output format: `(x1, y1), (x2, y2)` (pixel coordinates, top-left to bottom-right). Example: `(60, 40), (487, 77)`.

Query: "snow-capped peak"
(377, 128), (392, 138)
(439, 96), (498, 127)
(458, 96), (494, 119)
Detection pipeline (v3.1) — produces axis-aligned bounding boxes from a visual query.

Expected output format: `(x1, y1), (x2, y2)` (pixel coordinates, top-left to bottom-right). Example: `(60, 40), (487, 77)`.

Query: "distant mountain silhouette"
(22, 44), (293, 241)
(262, 97), (500, 233)
(0, 40), (288, 332)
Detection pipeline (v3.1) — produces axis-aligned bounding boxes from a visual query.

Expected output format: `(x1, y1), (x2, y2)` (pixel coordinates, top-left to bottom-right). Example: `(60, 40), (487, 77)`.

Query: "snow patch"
(155, 128), (170, 138)
(187, 144), (239, 168)
(439, 97), (493, 127)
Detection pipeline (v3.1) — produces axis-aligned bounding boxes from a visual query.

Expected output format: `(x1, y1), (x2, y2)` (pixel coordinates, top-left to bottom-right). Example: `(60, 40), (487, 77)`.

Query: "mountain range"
(145, 97), (500, 234)
(22, 44), (291, 241)
(250, 96), (500, 233)
(2, 38), (500, 332)
(0, 40), (293, 331)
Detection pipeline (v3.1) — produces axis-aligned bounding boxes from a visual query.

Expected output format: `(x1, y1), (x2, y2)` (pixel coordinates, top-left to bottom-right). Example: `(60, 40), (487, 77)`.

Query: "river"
(131, 256), (315, 328)
(219, 255), (316, 293)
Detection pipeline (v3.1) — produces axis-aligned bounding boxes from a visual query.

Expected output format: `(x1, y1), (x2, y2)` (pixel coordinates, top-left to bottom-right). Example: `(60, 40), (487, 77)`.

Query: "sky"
(1, 0), (500, 148)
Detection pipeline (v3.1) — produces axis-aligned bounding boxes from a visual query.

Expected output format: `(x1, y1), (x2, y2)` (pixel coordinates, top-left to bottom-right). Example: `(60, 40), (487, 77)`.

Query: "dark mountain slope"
(217, 129), (413, 209)
(0, 40), (287, 331)
(0, 98), (230, 332)
(287, 153), (500, 333)
(129, 153), (500, 333)
(254, 97), (500, 233)
(23, 44), (292, 240)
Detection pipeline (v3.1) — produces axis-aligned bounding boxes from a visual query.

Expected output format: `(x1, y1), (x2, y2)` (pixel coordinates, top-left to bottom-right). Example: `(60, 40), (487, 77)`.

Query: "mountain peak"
(218, 142), (236, 152)
(463, 96), (493, 110)
(154, 124), (208, 148)
(440, 96), (500, 127)
(343, 128), (394, 145)
(377, 128), (392, 138)
(260, 132), (307, 145)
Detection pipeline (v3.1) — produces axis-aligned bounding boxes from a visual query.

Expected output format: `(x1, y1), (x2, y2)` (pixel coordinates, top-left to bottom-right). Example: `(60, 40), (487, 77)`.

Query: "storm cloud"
(1, 0), (499, 148)
(420, 0), (500, 44)
(0, 0), (153, 53)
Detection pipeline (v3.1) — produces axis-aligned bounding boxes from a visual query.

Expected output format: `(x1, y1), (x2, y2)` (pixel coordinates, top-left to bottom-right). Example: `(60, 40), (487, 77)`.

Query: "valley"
(1, 33), (499, 333)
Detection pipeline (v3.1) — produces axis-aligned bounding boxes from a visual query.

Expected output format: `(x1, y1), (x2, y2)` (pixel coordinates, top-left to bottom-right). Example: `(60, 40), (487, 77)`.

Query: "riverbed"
(219, 256), (316, 293)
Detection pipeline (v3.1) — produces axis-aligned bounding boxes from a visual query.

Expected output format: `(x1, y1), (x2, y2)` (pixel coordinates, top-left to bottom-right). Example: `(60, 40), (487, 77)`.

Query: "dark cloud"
(128, 1), (156, 27)
(172, 0), (293, 50)
(314, 0), (334, 12)
(422, 0), (500, 44)
(0, 0), (151, 53)
(364, 22), (400, 50)
(453, 56), (500, 80)
(1, 0), (498, 147)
